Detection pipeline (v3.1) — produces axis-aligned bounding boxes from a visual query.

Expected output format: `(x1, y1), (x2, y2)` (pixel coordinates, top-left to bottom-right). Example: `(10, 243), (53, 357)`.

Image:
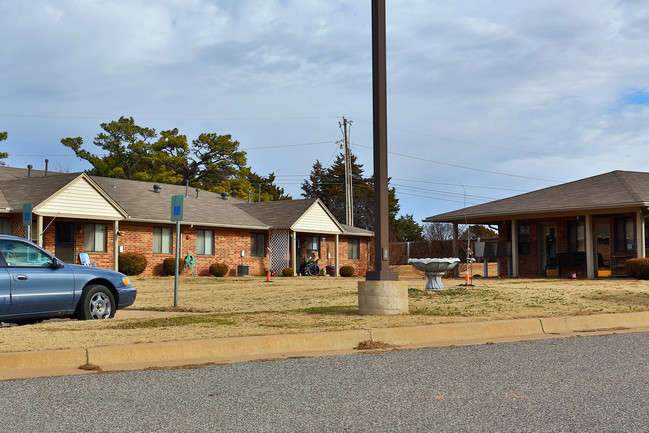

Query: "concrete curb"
(371, 318), (544, 346)
(540, 311), (649, 334)
(86, 329), (372, 370)
(2, 311), (649, 379)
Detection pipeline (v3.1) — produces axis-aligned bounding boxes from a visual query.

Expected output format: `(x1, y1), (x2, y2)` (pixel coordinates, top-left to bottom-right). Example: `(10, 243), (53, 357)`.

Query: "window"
(153, 227), (173, 254)
(348, 238), (360, 259)
(518, 224), (530, 254)
(0, 239), (52, 267)
(568, 221), (585, 253)
(0, 218), (10, 235)
(196, 229), (214, 255)
(84, 223), (106, 252)
(251, 233), (266, 257)
(306, 236), (320, 258)
(615, 218), (635, 252)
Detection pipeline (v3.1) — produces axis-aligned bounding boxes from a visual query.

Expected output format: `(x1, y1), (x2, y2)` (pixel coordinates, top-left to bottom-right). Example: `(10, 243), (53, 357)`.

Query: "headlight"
(122, 276), (131, 286)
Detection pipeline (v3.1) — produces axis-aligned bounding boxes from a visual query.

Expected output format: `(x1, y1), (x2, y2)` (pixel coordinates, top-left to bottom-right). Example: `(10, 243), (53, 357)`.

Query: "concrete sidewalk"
(3, 311), (649, 381)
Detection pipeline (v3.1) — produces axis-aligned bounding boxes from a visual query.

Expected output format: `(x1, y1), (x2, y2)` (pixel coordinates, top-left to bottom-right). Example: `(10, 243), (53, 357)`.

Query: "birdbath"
(408, 258), (461, 291)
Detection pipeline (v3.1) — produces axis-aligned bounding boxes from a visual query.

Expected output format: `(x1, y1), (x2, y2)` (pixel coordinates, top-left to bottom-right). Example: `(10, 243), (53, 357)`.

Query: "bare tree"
(425, 222), (454, 241)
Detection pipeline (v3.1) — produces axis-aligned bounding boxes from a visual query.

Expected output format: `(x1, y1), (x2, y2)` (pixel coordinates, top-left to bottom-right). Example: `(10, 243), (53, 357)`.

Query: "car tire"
(76, 284), (116, 320)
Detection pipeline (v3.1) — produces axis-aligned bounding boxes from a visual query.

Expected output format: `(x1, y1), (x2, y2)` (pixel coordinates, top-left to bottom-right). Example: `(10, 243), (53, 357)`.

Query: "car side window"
(0, 240), (53, 267)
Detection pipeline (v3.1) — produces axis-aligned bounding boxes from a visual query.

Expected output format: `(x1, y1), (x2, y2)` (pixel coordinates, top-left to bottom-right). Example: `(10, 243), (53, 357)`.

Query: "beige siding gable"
(35, 177), (123, 219)
(292, 202), (343, 234)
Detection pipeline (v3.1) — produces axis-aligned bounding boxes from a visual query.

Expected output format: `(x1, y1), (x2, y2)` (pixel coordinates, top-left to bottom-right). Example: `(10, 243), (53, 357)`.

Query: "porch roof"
(425, 170), (649, 224)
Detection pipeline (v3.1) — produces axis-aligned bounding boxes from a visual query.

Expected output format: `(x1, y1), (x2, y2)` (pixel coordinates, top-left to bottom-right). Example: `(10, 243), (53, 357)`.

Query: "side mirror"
(51, 258), (64, 269)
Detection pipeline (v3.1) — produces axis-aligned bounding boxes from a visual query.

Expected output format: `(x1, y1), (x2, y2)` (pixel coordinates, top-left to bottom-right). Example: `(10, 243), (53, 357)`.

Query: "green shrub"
(163, 257), (185, 276)
(118, 252), (147, 276)
(282, 267), (294, 277)
(625, 258), (649, 279)
(340, 265), (355, 277)
(209, 263), (229, 277)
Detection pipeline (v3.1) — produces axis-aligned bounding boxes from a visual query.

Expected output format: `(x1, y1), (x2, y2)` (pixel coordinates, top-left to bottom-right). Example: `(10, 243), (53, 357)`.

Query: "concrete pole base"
(358, 280), (409, 315)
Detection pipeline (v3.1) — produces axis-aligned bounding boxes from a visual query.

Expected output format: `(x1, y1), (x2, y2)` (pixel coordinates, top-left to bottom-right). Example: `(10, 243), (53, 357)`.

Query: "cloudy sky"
(2, 0), (649, 226)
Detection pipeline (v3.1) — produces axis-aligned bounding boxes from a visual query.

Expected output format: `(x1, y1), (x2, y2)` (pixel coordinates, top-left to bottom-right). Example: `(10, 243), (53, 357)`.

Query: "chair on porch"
(79, 253), (97, 267)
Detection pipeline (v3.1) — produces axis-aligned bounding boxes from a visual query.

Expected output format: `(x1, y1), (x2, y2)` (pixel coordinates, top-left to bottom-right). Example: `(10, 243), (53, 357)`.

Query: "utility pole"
(366, 0), (397, 281)
(340, 117), (353, 226)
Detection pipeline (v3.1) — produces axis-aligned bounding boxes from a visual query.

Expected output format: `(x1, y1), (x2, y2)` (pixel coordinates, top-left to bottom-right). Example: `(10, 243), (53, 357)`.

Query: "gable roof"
(425, 170), (649, 223)
(235, 198), (347, 234)
(0, 173), (127, 218)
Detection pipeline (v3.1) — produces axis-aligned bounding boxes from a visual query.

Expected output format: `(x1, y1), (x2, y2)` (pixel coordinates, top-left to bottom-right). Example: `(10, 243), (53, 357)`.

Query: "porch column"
(335, 234), (340, 276)
(291, 230), (297, 276)
(452, 223), (459, 276)
(37, 215), (43, 247)
(637, 210), (646, 258)
(511, 220), (519, 277)
(585, 214), (594, 279)
(113, 221), (119, 272)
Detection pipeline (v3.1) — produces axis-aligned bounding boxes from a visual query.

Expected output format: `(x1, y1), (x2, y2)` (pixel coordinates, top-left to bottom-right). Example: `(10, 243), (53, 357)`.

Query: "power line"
(244, 141), (337, 150)
(392, 183), (500, 201)
(352, 142), (558, 182)
(392, 177), (528, 192)
(353, 118), (638, 166)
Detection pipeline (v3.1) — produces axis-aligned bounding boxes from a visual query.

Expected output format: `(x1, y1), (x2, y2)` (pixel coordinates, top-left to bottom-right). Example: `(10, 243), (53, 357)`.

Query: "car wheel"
(77, 284), (115, 320)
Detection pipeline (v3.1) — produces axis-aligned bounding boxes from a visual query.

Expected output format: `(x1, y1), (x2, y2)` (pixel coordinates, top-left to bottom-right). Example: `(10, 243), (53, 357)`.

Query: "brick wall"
(117, 222), (268, 276)
(9, 213), (372, 278)
(337, 236), (371, 276)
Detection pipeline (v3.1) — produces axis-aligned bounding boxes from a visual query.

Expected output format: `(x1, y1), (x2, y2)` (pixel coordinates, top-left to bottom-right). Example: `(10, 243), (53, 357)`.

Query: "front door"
(55, 222), (75, 263)
(596, 223), (611, 277)
(539, 225), (557, 277)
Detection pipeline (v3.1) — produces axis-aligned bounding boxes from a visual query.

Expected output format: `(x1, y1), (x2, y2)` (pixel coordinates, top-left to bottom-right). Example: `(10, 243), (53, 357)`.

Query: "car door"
(0, 239), (75, 315)
(0, 268), (9, 314)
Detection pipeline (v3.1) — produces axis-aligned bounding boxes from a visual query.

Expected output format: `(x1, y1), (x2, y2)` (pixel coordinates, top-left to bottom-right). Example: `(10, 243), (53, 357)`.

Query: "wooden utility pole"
(341, 117), (353, 226)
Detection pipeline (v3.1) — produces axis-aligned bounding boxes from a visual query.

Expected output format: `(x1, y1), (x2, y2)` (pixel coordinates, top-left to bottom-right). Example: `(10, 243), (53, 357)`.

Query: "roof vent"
(27, 164), (33, 178)
(221, 191), (229, 200)
(196, 188), (200, 199)
(45, 159), (49, 176)
(153, 184), (162, 193)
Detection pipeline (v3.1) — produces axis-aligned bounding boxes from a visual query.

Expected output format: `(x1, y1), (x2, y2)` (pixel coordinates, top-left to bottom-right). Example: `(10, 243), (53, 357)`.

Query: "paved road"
(2, 332), (649, 432)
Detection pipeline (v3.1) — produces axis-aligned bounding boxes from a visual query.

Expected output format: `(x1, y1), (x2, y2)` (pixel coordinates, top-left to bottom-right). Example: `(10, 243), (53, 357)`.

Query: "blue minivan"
(0, 235), (136, 324)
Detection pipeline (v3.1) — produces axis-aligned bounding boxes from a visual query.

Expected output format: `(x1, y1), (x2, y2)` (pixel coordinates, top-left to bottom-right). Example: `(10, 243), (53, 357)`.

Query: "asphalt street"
(2, 332), (649, 432)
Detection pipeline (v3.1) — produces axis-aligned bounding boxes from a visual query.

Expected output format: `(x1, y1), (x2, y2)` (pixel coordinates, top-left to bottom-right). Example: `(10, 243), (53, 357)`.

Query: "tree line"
(2, 117), (434, 240)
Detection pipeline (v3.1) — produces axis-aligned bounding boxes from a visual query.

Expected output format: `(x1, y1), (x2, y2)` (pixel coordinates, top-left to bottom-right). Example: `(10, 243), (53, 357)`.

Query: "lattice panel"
(269, 230), (290, 273)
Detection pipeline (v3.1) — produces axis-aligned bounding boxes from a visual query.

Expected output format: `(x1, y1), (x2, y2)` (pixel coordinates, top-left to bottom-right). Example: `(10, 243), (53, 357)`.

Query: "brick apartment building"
(425, 171), (649, 279)
(0, 166), (372, 276)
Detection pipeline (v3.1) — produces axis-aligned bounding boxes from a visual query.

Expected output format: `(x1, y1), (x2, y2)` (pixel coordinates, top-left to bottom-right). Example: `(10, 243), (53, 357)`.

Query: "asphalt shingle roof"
(0, 167), (374, 235)
(0, 173), (81, 209)
(234, 198), (320, 229)
(425, 170), (649, 223)
(91, 176), (269, 229)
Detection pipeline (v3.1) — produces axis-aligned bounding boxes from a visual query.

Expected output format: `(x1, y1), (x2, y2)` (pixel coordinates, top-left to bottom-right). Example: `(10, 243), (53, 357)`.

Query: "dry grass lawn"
(2, 265), (649, 353)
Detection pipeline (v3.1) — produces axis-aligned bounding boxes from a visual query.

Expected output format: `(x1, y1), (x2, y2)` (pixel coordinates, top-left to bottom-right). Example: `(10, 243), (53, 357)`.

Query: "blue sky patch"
(622, 89), (649, 105)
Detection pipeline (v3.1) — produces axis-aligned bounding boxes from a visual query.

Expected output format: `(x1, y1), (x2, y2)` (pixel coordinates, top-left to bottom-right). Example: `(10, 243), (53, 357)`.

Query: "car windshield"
(0, 239), (53, 267)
